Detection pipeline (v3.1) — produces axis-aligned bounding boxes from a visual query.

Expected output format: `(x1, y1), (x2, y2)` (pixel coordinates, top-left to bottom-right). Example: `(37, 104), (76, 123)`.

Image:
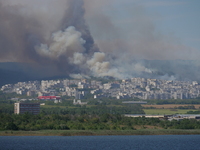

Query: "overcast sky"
(141, 0), (200, 50)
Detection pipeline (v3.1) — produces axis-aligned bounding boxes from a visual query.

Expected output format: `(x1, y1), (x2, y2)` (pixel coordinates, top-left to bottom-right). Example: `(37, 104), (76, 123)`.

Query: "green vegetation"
(1, 129), (200, 136)
(40, 104), (144, 115)
(1, 92), (200, 135)
(187, 110), (200, 114)
(1, 113), (200, 131)
(144, 109), (196, 115)
(146, 99), (200, 105)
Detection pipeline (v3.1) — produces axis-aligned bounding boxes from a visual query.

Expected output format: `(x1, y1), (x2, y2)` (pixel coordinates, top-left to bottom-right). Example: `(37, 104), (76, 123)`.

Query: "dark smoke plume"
(61, 0), (98, 54)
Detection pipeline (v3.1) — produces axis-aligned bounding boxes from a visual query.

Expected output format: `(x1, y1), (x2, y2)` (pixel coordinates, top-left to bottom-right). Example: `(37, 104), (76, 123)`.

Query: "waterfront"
(1, 135), (200, 150)
(2, 129), (200, 136)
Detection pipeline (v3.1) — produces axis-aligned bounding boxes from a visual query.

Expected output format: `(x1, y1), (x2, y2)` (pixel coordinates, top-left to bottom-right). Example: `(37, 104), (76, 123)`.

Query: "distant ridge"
(0, 60), (200, 87)
(0, 62), (68, 87)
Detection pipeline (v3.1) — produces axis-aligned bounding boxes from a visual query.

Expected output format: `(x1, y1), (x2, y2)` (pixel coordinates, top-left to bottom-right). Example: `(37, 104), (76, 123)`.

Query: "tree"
(5, 122), (18, 130)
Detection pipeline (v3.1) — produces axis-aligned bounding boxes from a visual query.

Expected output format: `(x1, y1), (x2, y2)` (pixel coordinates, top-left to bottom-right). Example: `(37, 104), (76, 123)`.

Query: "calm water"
(1, 135), (200, 150)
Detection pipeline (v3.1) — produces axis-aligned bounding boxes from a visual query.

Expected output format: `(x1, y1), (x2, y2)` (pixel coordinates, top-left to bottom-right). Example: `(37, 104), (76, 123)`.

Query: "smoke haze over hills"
(0, 0), (200, 84)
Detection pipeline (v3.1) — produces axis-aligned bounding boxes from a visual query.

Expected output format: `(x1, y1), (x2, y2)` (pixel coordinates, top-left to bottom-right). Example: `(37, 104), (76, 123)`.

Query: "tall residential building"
(14, 102), (40, 115)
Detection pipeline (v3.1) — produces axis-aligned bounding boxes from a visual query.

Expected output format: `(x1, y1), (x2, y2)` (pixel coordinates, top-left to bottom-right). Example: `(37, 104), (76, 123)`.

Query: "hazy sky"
(84, 0), (200, 60)
(140, 0), (200, 50)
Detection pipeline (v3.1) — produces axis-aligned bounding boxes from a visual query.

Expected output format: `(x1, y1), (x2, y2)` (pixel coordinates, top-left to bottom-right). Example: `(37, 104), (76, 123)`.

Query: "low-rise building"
(73, 99), (87, 105)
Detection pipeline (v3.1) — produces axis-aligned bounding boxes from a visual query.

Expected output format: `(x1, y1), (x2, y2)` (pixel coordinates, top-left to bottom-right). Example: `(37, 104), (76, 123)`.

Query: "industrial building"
(125, 114), (200, 121)
(14, 102), (40, 115)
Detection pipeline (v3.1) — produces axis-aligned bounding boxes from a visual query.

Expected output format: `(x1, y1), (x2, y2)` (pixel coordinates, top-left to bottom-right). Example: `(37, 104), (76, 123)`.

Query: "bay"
(1, 135), (200, 150)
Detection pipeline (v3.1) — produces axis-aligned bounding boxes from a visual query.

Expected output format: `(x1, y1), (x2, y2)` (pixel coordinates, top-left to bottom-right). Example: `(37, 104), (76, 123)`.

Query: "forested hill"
(0, 62), (68, 87)
(0, 68), (30, 87)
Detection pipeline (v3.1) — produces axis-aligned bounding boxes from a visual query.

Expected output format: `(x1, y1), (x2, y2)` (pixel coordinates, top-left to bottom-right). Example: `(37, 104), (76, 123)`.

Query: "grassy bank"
(142, 104), (200, 109)
(143, 109), (196, 115)
(1, 129), (200, 136)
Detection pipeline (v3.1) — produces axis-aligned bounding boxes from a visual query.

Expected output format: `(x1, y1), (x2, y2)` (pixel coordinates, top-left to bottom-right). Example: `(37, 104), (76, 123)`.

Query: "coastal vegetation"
(2, 129), (200, 136)
(1, 112), (200, 131)
(1, 92), (200, 135)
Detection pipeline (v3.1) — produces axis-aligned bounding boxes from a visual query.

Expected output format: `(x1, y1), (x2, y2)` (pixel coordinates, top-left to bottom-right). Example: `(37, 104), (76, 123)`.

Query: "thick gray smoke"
(0, 0), (100, 77)
(0, 0), (200, 81)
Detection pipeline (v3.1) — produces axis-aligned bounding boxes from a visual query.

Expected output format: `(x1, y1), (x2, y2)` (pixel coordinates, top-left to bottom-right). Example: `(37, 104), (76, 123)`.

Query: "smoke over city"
(0, 0), (200, 82)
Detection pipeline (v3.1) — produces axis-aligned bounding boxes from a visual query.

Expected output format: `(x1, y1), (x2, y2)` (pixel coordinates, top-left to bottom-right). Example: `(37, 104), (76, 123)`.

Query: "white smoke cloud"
(71, 52), (86, 65)
(86, 52), (121, 78)
(34, 24), (180, 80)
(69, 73), (90, 79)
(87, 52), (105, 66)
(160, 74), (176, 81)
(36, 26), (122, 78)
(86, 52), (106, 75)
(36, 26), (85, 59)
(70, 51), (122, 78)
(133, 63), (153, 74)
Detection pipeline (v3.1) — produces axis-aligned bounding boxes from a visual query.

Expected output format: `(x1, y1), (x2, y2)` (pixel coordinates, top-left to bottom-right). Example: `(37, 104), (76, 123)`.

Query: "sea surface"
(1, 135), (200, 150)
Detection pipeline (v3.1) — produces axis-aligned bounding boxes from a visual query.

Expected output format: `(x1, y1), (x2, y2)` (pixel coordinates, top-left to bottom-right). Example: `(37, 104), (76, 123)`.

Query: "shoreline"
(1, 129), (200, 136)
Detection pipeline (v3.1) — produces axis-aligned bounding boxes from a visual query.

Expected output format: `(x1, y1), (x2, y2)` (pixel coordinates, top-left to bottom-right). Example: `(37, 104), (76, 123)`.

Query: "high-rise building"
(14, 102), (40, 115)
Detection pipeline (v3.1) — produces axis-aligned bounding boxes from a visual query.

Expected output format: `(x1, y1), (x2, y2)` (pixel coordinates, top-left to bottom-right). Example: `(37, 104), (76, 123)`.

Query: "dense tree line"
(1, 113), (200, 131)
(41, 104), (144, 115)
(0, 93), (15, 114)
(187, 111), (200, 114)
(144, 105), (196, 110)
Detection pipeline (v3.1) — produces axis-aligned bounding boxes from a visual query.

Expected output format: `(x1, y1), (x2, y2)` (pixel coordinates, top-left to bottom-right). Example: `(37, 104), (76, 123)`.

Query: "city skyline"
(2, 77), (200, 100)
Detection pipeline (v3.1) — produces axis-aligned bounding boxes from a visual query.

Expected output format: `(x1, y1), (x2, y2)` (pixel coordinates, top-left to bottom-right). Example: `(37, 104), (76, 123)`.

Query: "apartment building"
(14, 102), (40, 115)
